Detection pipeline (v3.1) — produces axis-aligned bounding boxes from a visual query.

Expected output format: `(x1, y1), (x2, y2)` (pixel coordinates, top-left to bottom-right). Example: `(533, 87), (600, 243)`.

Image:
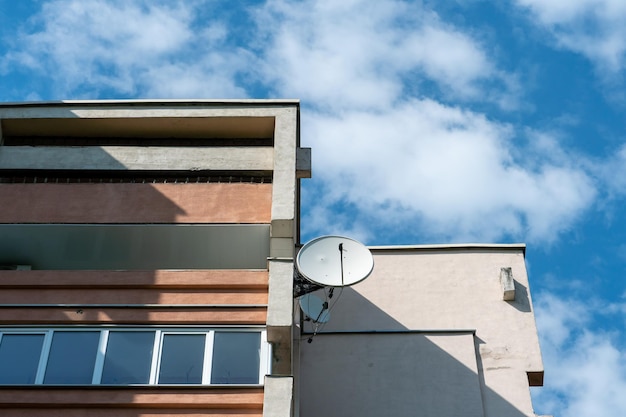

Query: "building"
(0, 100), (308, 416)
(296, 244), (545, 417)
(0, 100), (545, 417)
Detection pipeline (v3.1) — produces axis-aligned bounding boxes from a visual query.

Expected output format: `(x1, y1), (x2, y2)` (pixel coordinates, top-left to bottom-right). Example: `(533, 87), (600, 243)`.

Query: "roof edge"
(0, 99), (300, 108)
(368, 243), (526, 255)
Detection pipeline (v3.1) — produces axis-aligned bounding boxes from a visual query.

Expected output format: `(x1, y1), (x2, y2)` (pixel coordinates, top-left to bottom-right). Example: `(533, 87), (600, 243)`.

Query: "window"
(0, 334), (44, 384)
(211, 332), (261, 384)
(0, 329), (269, 386)
(158, 334), (205, 384)
(101, 331), (154, 384)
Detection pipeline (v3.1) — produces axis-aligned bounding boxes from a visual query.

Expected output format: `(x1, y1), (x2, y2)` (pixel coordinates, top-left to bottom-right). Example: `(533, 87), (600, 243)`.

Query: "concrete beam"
(0, 101), (300, 121)
(271, 107), (298, 225)
(0, 146), (273, 171)
(0, 101), (300, 141)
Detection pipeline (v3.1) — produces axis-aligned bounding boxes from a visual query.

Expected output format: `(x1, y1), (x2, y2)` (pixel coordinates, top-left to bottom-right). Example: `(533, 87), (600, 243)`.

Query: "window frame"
(0, 328), (270, 386)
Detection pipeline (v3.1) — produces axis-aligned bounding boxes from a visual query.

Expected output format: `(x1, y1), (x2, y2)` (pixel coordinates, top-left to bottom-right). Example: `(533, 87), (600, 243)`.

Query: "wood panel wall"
(0, 387), (264, 417)
(0, 270), (268, 325)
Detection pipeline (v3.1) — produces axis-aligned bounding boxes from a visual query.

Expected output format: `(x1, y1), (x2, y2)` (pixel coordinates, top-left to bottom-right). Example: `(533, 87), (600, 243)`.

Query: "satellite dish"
(296, 235), (374, 287)
(299, 293), (331, 323)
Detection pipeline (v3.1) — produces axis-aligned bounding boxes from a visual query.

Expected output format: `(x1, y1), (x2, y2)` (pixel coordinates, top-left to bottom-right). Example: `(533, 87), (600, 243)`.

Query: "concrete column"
(263, 376), (294, 417)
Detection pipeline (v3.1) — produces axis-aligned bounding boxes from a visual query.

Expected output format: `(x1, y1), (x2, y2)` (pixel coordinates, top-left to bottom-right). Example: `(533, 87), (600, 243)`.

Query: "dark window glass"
(44, 331), (100, 384)
(0, 334), (44, 384)
(211, 332), (260, 384)
(158, 334), (204, 384)
(101, 332), (155, 384)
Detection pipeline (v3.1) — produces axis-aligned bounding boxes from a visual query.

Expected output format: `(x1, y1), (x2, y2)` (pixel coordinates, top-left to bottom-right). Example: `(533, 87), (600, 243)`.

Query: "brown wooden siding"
(0, 289), (268, 305)
(0, 306), (267, 326)
(0, 183), (272, 223)
(0, 306), (267, 325)
(0, 388), (263, 416)
(0, 270), (269, 289)
(0, 270), (268, 325)
(0, 410), (262, 417)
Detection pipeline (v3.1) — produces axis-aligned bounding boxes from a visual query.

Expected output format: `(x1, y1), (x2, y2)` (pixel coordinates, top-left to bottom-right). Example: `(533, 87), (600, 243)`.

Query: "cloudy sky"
(1, 0), (625, 415)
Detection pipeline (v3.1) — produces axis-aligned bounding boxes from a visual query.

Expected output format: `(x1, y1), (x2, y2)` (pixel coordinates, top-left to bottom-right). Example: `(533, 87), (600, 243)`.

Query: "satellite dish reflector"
(296, 235), (374, 287)
(299, 293), (330, 323)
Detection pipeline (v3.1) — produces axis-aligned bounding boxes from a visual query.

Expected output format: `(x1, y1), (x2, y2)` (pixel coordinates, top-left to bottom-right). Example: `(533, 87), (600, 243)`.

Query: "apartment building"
(0, 100), (308, 416)
(0, 100), (545, 417)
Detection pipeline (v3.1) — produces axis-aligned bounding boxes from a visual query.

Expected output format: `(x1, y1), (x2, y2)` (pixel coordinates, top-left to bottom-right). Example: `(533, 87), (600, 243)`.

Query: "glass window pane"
(44, 331), (100, 384)
(158, 334), (204, 384)
(211, 332), (260, 384)
(0, 334), (45, 384)
(101, 332), (155, 384)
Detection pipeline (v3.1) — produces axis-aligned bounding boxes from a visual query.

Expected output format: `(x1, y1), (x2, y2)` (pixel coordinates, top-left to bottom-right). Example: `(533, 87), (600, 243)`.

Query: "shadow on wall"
(298, 288), (533, 417)
(507, 280), (532, 313)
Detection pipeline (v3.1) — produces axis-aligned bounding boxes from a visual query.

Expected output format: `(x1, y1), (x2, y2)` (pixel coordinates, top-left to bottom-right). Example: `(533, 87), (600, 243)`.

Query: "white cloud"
(532, 292), (626, 417)
(5, 0), (249, 98)
(515, 0), (626, 23)
(596, 143), (626, 198)
(256, 0), (514, 111)
(514, 0), (626, 72)
(301, 100), (595, 243)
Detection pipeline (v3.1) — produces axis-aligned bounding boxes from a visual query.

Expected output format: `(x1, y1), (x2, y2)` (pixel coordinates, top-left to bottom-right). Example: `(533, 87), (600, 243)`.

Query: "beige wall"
(300, 333), (484, 417)
(298, 246), (543, 417)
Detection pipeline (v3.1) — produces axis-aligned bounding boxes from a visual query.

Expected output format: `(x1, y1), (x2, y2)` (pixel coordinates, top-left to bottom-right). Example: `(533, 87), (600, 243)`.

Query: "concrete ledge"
(0, 146), (273, 171)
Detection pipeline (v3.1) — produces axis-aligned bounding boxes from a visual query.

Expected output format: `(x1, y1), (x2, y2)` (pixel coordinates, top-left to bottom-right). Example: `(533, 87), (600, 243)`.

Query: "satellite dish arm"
(314, 301), (329, 322)
(339, 243), (345, 286)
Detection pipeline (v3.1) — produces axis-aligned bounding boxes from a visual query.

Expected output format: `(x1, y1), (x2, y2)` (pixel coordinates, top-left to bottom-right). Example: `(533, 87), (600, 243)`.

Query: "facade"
(296, 244), (546, 417)
(0, 100), (308, 416)
(0, 100), (546, 417)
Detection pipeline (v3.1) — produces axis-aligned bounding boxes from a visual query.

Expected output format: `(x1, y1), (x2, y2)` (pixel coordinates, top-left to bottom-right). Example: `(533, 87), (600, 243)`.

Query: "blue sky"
(1, 0), (625, 415)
